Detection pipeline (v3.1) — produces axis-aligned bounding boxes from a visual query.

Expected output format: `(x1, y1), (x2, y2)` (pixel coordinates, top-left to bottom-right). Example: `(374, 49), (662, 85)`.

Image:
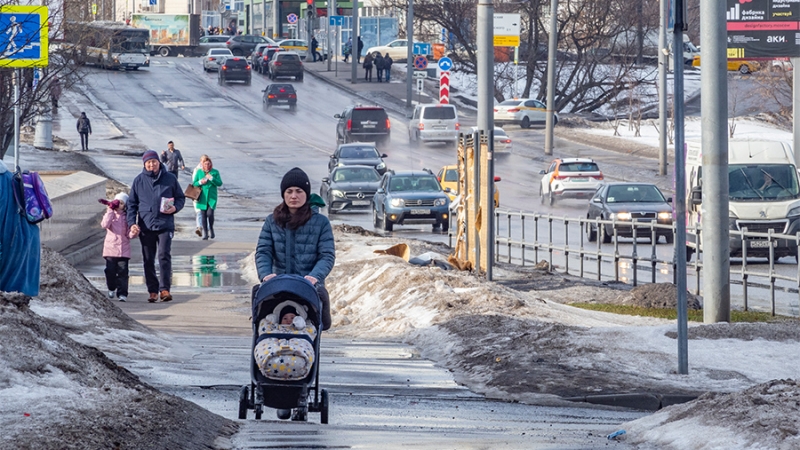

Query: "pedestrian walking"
(191, 155), (223, 240)
(160, 140), (186, 180)
(384, 53), (393, 82)
(101, 192), (131, 302)
(363, 53), (374, 82)
(127, 150), (185, 303)
(76, 112), (92, 151)
(255, 167), (334, 331)
(310, 37), (320, 62)
(50, 76), (62, 111)
(357, 36), (364, 63)
(374, 53), (385, 82)
(343, 38), (352, 63)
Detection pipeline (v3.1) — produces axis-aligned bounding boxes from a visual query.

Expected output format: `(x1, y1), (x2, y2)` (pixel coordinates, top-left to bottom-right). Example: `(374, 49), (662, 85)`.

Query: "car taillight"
(289, 94), (296, 98)
(268, 94), (276, 99)
(507, 108), (520, 112)
(299, 61), (303, 66)
(502, 139), (511, 143)
(592, 174), (604, 180)
(222, 66), (227, 70)
(346, 119), (352, 130)
(418, 123), (424, 130)
(455, 123), (460, 130)
(279, 88), (285, 92)
(226, 40), (232, 45)
(275, 62), (282, 66)
(386, 118), (391, 129)
(554, 175), (569, 180)
(246, 65), (251, 70)
(209, 57), (215, 61)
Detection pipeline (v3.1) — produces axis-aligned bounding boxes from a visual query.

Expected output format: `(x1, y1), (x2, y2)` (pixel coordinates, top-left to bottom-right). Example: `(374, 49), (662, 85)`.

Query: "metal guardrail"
(492, 210), (800, 317)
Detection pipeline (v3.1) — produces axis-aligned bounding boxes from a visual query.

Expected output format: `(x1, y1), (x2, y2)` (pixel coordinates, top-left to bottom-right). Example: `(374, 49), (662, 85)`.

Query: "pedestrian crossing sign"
(0, 5), (49, 68)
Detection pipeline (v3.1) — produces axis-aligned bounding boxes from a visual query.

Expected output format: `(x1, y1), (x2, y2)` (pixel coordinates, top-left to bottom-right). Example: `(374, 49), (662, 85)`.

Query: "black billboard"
(726, 0), (800, 59)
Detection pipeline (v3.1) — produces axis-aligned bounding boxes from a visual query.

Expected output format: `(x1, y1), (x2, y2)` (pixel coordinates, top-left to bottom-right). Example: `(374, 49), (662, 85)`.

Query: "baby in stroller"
(254, 302), (317, 381)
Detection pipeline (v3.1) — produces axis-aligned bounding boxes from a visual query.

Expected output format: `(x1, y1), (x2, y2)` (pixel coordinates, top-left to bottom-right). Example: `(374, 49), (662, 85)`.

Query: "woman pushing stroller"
(255, 167), (334, 330)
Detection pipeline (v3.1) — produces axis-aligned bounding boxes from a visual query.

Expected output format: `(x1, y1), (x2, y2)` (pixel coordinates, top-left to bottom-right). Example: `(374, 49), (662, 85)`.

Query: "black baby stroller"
(238, 274), (330, 423)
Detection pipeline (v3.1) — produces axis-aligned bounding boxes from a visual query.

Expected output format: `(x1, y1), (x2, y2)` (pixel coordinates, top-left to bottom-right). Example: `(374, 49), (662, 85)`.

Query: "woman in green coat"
(192, 155), (223, 240)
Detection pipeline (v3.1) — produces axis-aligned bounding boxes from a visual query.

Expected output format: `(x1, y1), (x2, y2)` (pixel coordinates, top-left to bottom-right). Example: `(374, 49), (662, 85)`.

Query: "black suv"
(260, 47), (284, 75)
(262, 83), (297, 110)
(269, 52), (303, 80)
(226, 35), (273, 56)
(334, 106), (391, 148)
(218, 57), (251, 85)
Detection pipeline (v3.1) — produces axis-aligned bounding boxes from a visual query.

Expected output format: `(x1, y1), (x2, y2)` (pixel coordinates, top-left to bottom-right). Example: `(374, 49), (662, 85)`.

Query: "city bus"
(64, 21), (150, 70)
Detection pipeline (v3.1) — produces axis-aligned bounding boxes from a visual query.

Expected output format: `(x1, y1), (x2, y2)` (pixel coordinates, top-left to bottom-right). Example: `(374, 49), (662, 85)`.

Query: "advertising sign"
(132, 14), (191, 46)
(726, 0), (800, 59)
(0, 5), (49, 68)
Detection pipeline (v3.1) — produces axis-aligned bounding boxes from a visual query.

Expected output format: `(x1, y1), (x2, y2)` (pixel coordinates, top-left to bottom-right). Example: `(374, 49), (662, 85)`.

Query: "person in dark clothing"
(310, 37), (320, 62)
(76, 112), (92, 151)
(374, 53), (385, 82)
(357, 36), (364, 63)
(343, 37), (352, 63)
(363, 53), (374, 82)
(127, 150), (186, 303)
(255, 167), (334, 334)
(383, 53), (393, 82)
(160, 141), (186, 180)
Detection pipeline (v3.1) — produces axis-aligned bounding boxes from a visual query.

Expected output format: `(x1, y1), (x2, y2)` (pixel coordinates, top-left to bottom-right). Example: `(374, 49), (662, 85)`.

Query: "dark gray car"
(226, 35), (275, 56)
(196, 35), (230, 55)
(328, 143), (387, 175)
(586, 183), (674, 244)
(268, 51), (303, 80)
(320, 165), (381, 214)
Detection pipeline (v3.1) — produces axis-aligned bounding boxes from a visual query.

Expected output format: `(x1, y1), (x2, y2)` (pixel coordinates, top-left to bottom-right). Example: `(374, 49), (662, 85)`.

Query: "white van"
(408, 104), (460, 146)
(686, 139), (800, 261)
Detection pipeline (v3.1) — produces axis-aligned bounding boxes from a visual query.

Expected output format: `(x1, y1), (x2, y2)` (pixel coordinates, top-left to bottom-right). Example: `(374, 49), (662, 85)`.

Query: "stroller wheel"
(276, 408), (291, 420)
(291, 407), (308, 422)
(237, 385), (249, 420)
(320, 389), (330, 424)
(254, 404), (263, 420)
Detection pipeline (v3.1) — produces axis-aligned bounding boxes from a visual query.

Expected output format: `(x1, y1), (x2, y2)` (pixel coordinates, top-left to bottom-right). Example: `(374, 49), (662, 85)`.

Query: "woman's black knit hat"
(280, 167), (311, 198)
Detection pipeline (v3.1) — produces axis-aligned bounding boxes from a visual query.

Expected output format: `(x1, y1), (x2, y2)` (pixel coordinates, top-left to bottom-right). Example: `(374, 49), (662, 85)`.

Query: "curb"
(564, 393), (698, 411)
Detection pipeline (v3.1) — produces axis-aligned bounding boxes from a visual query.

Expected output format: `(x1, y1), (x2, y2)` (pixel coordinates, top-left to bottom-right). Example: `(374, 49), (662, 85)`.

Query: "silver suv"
(408, 104), (459, 146)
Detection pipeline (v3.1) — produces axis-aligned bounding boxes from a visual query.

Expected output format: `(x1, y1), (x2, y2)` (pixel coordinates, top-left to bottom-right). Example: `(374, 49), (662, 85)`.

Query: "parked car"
(691, 55), (760, 74)
(372, 169), (450, 232)
(467, 126), (513, 152)
(277, 39), (319, 60)
(260, 47), (284, 75)
(539, 158), (604, 205)
(226, 34), (275, 56)
(437, 164), (500, 207)
(196, 35), (230, 55)
(218, 57), (251, 85)
(202, 48), (233, 71)
(320, 165), (382, 214)
(334, 106), (391, 147)
(586, 183), (674, 244)
(262, 83), (297, 110)
(328, 143), (388, 175)
(268, 51), (304, 80)
(494, 98), (556, 129)
(365, 39), (428, 61)
(408, 104), (459, 146)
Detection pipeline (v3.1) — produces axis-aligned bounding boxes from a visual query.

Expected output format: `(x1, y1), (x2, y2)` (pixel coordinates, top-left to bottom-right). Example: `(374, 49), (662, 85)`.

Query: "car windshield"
(422, 107), (456, 120)
(729, 164), (800, 201)
(389, 176), (441, 192)
(333, 168), (380, 182)
(340, 146), (379, 159)
(444, 169), (458, 182)
(560, 162), (600, 172)
(606, 185), (665, 203)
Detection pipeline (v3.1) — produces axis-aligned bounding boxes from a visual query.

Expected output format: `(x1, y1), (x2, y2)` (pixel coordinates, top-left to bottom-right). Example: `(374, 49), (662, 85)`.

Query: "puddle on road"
(83, 253), (252, 292)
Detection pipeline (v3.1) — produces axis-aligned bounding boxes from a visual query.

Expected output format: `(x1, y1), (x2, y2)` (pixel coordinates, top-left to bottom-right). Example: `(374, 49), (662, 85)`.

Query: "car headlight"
(612, 212), (632, 221)
(331, 189), (345, 199)
(376, 162), (386, 170)
(390, 198), (405, 207)
(788, 206), (800, 218)
(337, 162), (346, 167)
(657, 212), (672, 220)
(434, 198), (447, 206)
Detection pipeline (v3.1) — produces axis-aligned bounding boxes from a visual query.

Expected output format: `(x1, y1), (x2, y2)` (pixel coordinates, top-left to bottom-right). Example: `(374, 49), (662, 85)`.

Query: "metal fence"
(491, 210), (800, 317)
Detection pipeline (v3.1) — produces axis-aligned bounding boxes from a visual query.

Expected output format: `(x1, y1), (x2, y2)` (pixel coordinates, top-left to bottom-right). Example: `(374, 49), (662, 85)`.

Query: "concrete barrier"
(40, 171), (107, 262)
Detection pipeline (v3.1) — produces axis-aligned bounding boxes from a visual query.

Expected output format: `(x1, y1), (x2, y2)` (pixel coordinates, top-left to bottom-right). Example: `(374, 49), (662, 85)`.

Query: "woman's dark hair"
(273, 202), (312, 230)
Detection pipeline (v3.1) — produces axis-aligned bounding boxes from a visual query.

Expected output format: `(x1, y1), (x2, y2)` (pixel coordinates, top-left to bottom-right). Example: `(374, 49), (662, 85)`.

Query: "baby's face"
(281, 313), (296, 325)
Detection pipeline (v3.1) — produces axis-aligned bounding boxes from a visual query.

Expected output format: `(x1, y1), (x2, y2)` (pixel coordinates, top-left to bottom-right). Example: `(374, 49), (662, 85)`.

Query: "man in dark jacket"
(374, 53), (385, 82)
(160, 141), (186, 179)
(357, 36), (364, 63)
(310, 37), (320, 62)
(128, 150), (186, 303)
(76, 112), (92, 151)
(383, 53), (393, 82)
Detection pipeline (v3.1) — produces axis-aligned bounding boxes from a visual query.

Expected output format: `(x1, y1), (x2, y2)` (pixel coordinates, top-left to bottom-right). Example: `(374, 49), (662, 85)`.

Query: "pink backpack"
(13, 170), (54, 224)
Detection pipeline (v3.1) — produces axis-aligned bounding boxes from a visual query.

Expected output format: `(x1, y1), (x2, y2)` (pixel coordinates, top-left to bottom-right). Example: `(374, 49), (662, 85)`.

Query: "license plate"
(278, 100), (288, 103)
(362, 124), (376, 128)
(571, 178), (588, 182)
(749, 240), (772, 248)
(410, 209), (430, 215)
(351, 200), (370, 206)
(433, 126), (446, 130)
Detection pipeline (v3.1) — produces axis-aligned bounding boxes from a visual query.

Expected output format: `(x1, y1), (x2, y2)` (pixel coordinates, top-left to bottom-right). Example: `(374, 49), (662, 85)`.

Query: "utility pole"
(406, 0), (413, 108)
(327, 0), (335, 70)
(543, 0), (557, 155)
(350, 0), (357, 84)
(477, 0), (493, 278)
(657, 0), (667, 176)
(272, 0), (280, 39)
(701, 0), (730, 323)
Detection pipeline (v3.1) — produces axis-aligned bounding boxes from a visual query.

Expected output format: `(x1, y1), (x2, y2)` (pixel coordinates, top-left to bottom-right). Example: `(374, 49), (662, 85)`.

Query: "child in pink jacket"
(101, 193), (131, 302)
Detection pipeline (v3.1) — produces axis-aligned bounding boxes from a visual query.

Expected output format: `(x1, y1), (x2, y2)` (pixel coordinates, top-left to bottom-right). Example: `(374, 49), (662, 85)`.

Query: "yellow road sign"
(494, 35), (520, 47)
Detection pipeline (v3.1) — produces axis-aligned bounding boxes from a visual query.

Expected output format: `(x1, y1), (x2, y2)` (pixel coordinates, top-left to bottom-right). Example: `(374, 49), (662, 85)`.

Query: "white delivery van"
(686, 139), (800, 261)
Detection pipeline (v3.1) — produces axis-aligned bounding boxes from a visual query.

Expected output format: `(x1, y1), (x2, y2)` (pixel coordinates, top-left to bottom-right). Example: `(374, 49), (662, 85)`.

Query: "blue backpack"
(13, 170), (54, 224)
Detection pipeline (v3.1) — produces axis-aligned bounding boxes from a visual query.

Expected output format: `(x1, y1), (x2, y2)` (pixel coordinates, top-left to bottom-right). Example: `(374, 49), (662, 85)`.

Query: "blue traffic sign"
(437, 57), (452, 71)
(413, 55), (428, 70)
(149, 0), (157, 5)
(329, 15), (343, 26)
(413, 42), (431, 55)
(0, 6), (48, 67)
(287, 13), (298, 24)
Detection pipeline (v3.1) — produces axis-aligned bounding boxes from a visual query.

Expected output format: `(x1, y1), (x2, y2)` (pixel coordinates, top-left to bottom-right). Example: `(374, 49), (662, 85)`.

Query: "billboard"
(132, 14), (191, 47)
(726, 0), (800, 59)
